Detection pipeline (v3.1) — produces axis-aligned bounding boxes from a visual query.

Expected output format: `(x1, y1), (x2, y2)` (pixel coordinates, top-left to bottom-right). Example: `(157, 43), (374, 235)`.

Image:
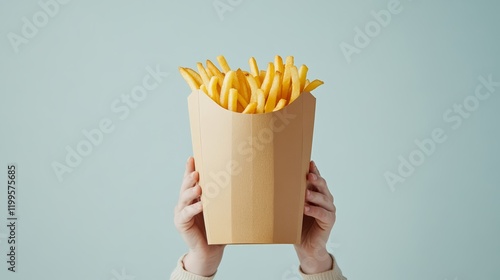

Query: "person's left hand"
(174, 157), (225, 276)
(294, 160), (336, 274)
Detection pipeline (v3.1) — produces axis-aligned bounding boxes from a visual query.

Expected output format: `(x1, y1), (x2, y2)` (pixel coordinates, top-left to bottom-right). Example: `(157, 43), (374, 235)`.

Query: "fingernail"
(311, 173), (318, 181)
(305, 206), (310, 212)
(307, 190), (311, 197)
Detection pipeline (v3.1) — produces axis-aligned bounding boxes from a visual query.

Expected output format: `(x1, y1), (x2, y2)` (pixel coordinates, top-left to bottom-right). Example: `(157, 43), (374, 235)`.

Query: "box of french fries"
(180, 55), (323, 244)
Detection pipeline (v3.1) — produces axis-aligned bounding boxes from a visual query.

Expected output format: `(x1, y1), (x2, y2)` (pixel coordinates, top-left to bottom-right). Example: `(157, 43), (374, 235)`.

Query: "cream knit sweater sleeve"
(299, 254), (347, 280)
(170, 254), (347, 280)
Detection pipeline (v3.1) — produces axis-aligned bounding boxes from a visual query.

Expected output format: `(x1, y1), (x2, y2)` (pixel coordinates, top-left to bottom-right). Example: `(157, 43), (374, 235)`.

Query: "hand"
(174, 157), (225, 277)
(294, 160), (336, 274)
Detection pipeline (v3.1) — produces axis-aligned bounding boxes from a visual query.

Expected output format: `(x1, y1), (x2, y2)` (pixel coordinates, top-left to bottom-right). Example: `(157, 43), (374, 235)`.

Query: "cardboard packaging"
(188, 89), (316, 244)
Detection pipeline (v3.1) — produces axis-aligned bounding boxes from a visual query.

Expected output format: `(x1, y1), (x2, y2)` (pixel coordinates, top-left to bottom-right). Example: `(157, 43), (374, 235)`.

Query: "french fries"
(298, 65), (308, 92)
(281, 56), (294, 100)
(256, 89), (265, 114)
(260, 63), (275, 98)
(274, 55), (284, 76)
(236, 69), (250, 103)
(228, 88), (238, 112)
(206, 59), (224, 87)
(179, 55), (324, 114)
(245, 74), (260, 103)
(217, 55), (231, 73)
(243, 102), (257, 114)
(248, 57), (260, 80)
(220, 70), (235, 109)
(290, 65), (301, 103)
(184, 67), (203, 86)
(273, 99), (288, 112)
(207, 76), (220, 103)
(303, 79), (324, 93)
(179, 67), (199, 91)
(265, 71), (282, 113)
(197, 62), (211, 87)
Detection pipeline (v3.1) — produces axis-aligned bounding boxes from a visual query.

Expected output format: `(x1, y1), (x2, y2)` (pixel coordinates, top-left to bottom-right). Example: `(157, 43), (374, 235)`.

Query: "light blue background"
(1, 0), (499, 279)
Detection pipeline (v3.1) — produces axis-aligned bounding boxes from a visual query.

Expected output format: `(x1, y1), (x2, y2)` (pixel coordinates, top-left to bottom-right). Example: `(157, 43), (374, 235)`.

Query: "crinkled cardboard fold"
(188, 90), (315, 244)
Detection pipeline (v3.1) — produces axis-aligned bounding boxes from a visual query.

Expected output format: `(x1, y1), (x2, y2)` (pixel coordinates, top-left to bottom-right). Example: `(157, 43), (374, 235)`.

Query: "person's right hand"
(174, 157), (225, 277)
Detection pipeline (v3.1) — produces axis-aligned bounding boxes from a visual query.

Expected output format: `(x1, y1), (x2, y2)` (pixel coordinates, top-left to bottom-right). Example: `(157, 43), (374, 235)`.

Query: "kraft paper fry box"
(188, 90), (316, 244)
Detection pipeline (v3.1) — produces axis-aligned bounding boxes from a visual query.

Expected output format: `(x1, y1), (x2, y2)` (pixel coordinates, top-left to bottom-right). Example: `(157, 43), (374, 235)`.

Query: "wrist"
(183, 248), (224, 277)
(295, 247), (333, 274)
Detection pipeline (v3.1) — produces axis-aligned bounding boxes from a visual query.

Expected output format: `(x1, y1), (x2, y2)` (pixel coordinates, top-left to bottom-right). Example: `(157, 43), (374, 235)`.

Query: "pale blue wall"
(1, 0), (499, 279)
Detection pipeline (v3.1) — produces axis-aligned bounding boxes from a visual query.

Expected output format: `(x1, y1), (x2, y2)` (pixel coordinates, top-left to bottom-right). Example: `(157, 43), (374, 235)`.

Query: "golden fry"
(260, 63), (275, 98)
(237, 103), (244, 112)
(205, 66), (213, 78)
(290, 65), (301, 103)
(197, 62), (211, 87)
(256, 89), (265, 114)
(245, 74), (259, 103)
(179, 67), (199, 91)
(265, 71), (282, 113)
(242, 102), (257, 114)
(274, 55), (284, 75)
(281, 56), (294, 100)
(207, 76), (220, 104)
(236, 69), (250, 103)
(237, 90), (248, 109)
(184, 67), (203, 86)
(206, 59), (225, 87)
(217, 55), (231, 73)
(248, 57), (259, 78)
(259, 70), (266, 85)
(304, 79), (310, 89)
(228, 88), (238, 112)
(273, 99), (287, 111)
(303, 79), (324, 92)
(254, 75), (262, 88)
(200, 84), (208, 95)
(298, 64), (308, 92)
(232, 69), (241, 91)
(220, 71), (235, 108)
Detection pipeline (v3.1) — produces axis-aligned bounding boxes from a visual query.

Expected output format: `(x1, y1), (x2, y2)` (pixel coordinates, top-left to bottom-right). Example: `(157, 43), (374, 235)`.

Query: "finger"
(310, 160), (321, 176)
(306, 189), (335, 212)
(181, 169), (199, 193)
(184, 157), (195, 177)
(178, 184), (202, 210)
(307, 172), (332, 200)
(304, 204), (336, 229)
(176, 201), (203, 227)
